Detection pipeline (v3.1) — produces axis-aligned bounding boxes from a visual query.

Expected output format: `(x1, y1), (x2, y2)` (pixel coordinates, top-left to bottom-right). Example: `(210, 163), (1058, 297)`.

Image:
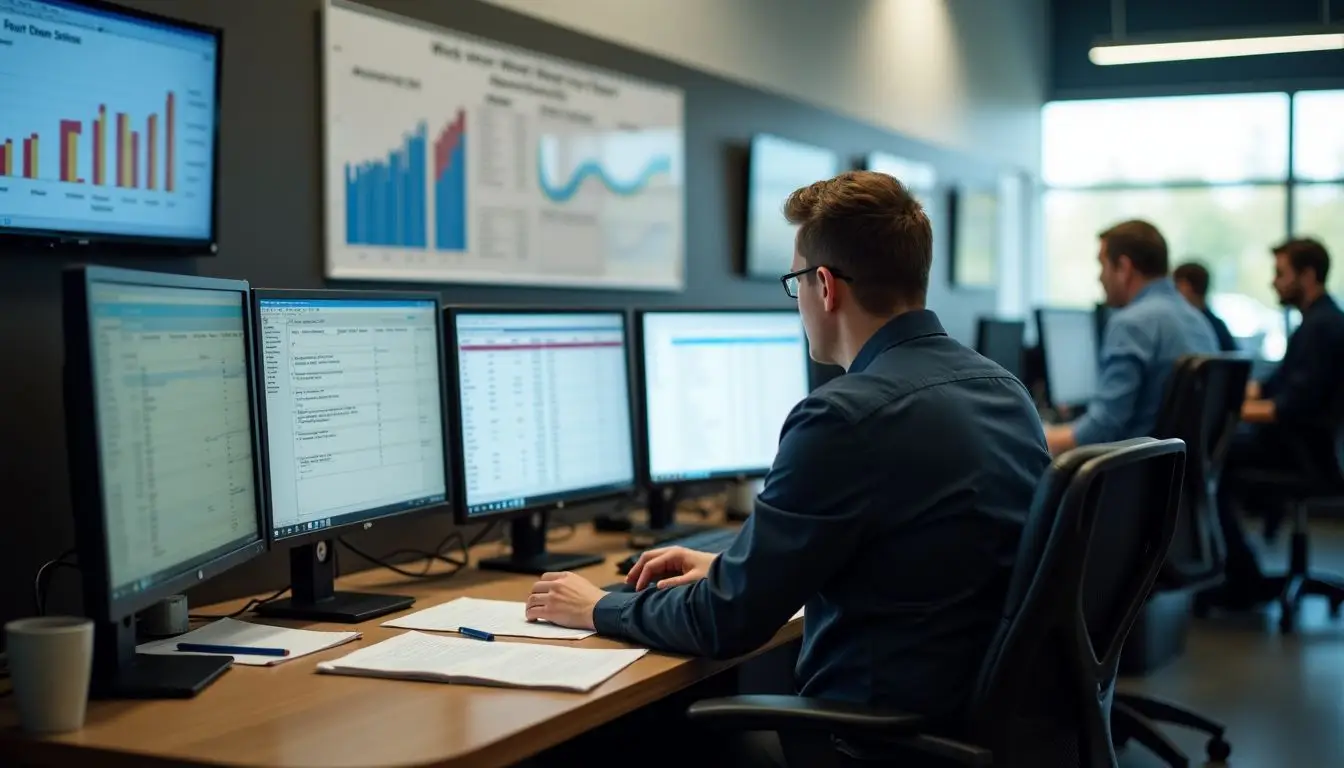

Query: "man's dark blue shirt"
(1202, 306), (1239, 353)
(1260, 295), (1344, 459)
(593, 310), (1050, 719)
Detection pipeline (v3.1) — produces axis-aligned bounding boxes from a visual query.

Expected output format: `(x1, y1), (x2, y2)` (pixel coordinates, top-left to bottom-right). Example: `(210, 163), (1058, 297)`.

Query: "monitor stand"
(629, 486), (715, 548)
(91, 618), (231, 700)
(479, 512), (605, 576)
(255, 541), (414, 623)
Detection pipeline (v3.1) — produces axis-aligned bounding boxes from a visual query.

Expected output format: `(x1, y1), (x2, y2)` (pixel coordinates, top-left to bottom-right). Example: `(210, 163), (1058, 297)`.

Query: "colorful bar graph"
(131, 131), (139, 188)
(147, 115), (157, 190)
(116, 113), (129, 187)
(433, 110), (467, 251)
(166, 91), (175, 192)
(93, 105), (106, 186)
(59, 120), (82, 183)
(344, 122), (428, 248)
(0, 140), (11, 176)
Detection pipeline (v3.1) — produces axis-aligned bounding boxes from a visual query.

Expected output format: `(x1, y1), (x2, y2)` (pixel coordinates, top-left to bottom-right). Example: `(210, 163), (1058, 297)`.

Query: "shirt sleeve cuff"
(593, 591), (637, 636)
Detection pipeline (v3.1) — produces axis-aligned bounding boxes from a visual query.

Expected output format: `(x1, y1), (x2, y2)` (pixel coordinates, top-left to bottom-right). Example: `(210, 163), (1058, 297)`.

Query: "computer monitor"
(1035, 307), (1100, 408)
(636, 309), (810, 541)
(62, 266), (267, 698)
(975, 317), (1026, 380)
(447, 309), (637, 575)
(0, 0), (222, 254)
(251, 290), (450, 622)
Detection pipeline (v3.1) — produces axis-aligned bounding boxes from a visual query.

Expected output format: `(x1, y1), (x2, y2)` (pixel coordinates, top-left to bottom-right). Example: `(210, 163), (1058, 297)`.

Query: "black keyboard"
(616, 528), (741, 574)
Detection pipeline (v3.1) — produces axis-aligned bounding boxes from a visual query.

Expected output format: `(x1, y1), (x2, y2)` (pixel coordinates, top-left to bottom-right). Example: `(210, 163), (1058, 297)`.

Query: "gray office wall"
(0, 0), (1034, 625)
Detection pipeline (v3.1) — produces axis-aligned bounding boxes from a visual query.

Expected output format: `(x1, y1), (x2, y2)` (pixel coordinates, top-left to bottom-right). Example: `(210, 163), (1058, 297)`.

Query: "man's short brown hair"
(1272, 237), (1331, 285)
(1099, 220), (1169, 278)
(783, 170), (932, 314)
(1172, 261), (1211, 297)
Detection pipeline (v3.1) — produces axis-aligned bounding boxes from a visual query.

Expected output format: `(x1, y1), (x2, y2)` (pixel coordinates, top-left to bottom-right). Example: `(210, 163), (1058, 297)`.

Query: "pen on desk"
(458, 626), (495, 641)
(176, 643), (290, 657)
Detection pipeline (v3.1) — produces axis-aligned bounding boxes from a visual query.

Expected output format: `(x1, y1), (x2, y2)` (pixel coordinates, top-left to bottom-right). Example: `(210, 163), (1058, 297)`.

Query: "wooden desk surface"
(0, 523), (800, 768)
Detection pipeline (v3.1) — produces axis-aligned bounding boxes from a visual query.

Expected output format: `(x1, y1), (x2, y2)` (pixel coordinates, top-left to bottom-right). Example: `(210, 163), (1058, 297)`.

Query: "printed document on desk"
(317, 631), (647, 692)
(137, 618), (362, 666)
(383, 597), (595, 639)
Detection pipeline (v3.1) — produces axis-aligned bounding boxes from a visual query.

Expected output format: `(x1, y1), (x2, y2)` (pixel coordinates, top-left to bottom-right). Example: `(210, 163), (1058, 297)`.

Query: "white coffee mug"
(5, 616), (94, 734)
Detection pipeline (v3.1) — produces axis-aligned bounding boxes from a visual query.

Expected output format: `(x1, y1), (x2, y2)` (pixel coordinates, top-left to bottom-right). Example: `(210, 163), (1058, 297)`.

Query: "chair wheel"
(1206, 736), (1231, 763)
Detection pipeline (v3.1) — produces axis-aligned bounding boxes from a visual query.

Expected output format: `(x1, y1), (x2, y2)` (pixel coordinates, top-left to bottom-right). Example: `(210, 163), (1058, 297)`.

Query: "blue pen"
(458, 626), (495, 642)
(177, 643), (290, 657)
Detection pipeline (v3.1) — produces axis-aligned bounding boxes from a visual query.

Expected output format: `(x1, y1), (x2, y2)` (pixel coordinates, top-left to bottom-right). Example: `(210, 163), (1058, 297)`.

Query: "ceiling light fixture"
(1090, 0), (1343, 65)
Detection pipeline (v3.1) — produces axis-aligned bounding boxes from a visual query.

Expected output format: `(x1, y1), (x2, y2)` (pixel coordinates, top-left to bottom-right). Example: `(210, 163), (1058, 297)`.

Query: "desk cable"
(33, 549), (78, 616)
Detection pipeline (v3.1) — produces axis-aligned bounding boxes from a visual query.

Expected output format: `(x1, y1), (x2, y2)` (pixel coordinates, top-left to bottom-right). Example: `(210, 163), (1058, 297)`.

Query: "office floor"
(1117, 519), (1344, 768)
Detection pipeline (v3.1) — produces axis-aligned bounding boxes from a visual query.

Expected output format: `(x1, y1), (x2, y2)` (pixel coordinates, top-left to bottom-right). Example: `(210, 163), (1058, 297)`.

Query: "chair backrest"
(1152, 355), (1250, 587)
(965, 438), (1186, 768)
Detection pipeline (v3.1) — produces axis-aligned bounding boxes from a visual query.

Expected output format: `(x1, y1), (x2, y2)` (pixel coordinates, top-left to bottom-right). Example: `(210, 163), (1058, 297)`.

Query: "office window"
(1045, 186), (1289, 357)
(1292, 91), (1344, 182)
(1042, 93), (1290, 186)
(1292, 183), (1344, 296)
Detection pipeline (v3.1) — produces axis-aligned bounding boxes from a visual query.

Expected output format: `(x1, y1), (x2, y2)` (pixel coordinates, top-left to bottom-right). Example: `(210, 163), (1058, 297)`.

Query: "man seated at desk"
(1225, 239), (1344, 555)
(1043, 220), (1219, 455)
(525, 171), (1051, 763)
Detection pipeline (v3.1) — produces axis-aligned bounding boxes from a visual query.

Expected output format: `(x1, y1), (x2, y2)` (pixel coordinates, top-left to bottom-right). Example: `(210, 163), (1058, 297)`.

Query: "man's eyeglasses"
(780, 265), (853, 298)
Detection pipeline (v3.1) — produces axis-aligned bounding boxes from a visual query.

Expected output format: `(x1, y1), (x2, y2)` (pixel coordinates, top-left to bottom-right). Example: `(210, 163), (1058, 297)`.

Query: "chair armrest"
(686, 695), (925, 734)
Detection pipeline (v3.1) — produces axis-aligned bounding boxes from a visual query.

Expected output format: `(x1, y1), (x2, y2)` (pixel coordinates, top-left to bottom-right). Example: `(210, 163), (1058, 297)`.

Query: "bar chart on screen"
(0, 2), (218, 241)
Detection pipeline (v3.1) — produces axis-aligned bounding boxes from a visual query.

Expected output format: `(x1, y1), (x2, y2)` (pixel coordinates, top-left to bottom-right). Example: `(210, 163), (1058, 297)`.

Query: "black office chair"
(686, 438), (1187, 768)
(1207, 395), (1344, 633)
(1112, 355), (1245, 768)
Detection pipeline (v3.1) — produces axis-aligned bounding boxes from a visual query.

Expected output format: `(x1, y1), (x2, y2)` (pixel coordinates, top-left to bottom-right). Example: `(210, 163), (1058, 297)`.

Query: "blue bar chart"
(344, 122), (427, 248)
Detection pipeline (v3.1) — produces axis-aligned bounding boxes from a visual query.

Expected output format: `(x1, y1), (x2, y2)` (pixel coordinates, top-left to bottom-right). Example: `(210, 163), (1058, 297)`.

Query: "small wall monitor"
(745, 134), (840, 279)
(0, 0), (222, 254)
(1035, 307), (1100, 408)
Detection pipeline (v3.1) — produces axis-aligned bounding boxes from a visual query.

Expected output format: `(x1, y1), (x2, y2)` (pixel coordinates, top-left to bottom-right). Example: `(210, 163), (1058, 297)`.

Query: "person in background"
(1221, 238), (1344, 588)
(1239, 238), (1344, 461)
(1173, 261), (1239, 352)
(523, 171), (1050, 767)
(1044, 220), (1219, 455)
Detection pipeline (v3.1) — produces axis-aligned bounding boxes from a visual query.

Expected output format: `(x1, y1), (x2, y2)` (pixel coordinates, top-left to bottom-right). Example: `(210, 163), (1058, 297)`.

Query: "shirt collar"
(1303, 293), (1338, 317)
(848, 309), (947, 374)
(1133, 277), (1177, 304)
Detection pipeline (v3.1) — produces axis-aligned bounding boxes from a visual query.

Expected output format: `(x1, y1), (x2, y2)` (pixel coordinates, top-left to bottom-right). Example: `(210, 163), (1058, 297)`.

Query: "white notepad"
(137, 618), (362, 667)
(317, 631), (646, 692)
(791, 607), (805, 622)
(382, 597), (595, 640)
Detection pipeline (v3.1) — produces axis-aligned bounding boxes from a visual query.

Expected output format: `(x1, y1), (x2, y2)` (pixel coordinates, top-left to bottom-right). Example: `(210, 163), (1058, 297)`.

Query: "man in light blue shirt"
(1046, 220), (1219, 454)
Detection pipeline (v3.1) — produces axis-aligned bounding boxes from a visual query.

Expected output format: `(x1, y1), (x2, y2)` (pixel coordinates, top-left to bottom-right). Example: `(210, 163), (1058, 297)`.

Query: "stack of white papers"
(317, 631), (647, 692)
(383, 597), (595, 640)
(137, 618), (362, 667)
(791, 607), (805, 622)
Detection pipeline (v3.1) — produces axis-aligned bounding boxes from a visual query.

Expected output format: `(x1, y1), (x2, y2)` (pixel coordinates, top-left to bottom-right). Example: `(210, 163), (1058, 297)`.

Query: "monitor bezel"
(62, 265), (267, 624)
(974, 317), (1027, 379)
(444, 306), (639, 526)
(633, 307), (809, 487)
(250, 288), (454, 548)
(0, 0), (224, 257)
(1034, 306), (1098, 408)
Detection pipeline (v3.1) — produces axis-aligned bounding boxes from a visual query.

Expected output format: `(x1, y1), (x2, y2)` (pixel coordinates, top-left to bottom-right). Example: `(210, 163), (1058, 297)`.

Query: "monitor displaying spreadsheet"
(451, 311), (636, 517)
(640, 310), (810, 483)
(87, 280), (260, 599)
(256, 294), (449, 540)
